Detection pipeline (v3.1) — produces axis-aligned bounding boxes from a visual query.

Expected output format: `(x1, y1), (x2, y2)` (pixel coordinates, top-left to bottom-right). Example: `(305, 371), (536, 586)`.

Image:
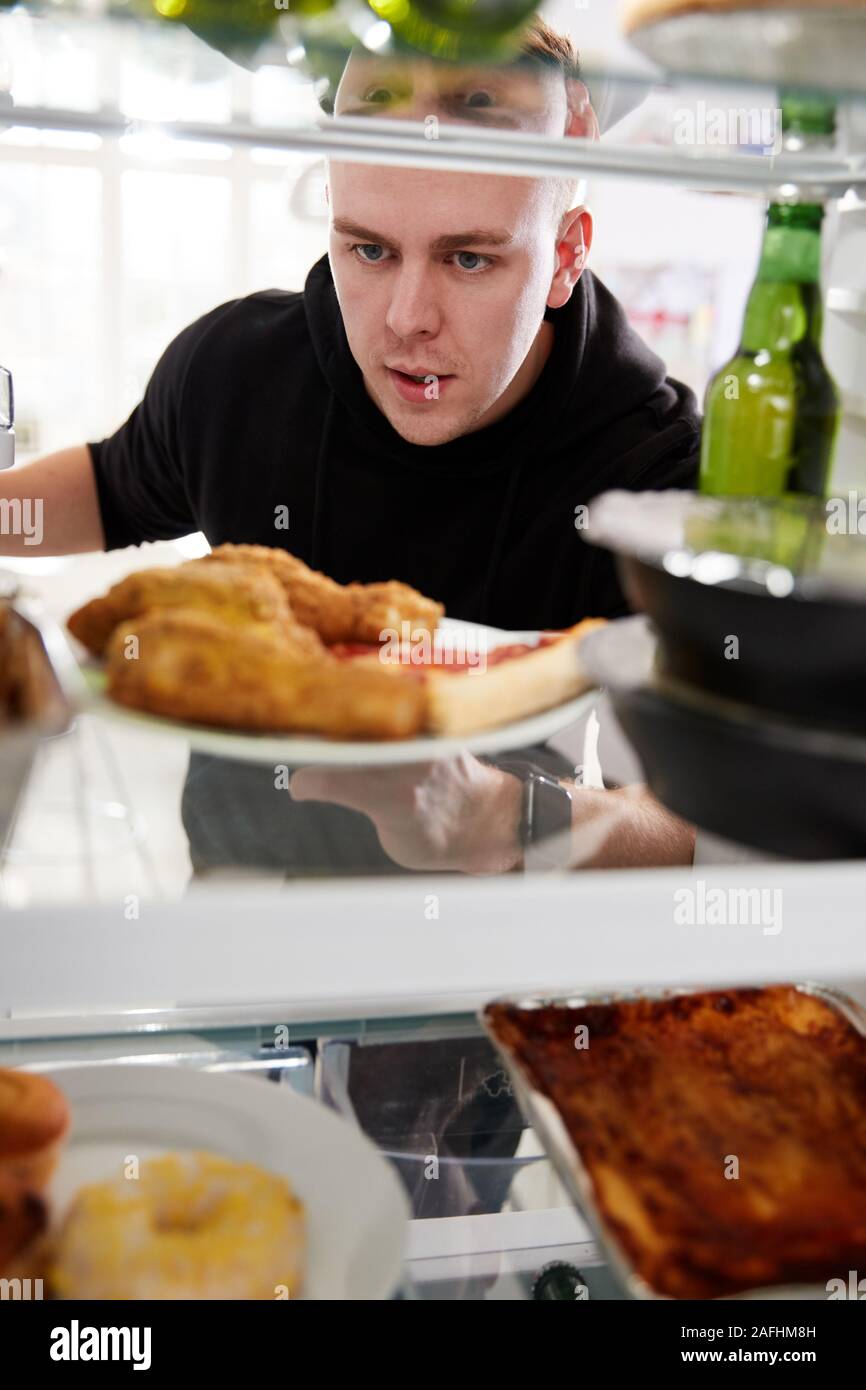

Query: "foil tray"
(481, 981), (866, 1301)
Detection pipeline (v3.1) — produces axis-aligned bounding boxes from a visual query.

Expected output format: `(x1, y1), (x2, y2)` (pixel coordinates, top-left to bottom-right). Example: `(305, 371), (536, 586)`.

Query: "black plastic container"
(618, 552), (866, 735)
(580, 617), (866, 861)
(586, 489), (866, 737)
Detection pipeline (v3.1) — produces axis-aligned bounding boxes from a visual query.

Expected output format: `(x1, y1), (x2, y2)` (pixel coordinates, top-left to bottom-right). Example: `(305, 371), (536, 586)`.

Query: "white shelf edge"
(3, 104), (865, 195)
(2, 860), (866, 1041)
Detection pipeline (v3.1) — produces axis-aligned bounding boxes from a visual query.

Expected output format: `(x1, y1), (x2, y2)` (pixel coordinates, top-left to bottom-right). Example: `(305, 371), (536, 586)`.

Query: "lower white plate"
(78, 618), (599, 766)
(40, 1064), (409, 1301)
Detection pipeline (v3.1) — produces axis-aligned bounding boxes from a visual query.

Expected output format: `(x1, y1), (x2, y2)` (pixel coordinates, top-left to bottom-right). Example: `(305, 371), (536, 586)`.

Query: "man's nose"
(385, 264), (441, 341)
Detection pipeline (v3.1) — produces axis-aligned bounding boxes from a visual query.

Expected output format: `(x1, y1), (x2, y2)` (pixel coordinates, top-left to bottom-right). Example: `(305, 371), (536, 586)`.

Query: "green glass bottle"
(699, 103), (840, 501)
(144, 0), (288, 63)
(365, 0), (538, 61)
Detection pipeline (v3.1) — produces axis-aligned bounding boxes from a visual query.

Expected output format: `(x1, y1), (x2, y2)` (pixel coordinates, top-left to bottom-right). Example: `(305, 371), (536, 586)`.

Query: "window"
(0, 12), (327, 461)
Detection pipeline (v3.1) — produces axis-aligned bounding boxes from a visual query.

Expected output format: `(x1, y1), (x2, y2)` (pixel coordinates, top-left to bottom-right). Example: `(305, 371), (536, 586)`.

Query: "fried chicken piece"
(105, 609), (426, 740)
(208, 544), (444, 645)
(67, 559), (324, 659)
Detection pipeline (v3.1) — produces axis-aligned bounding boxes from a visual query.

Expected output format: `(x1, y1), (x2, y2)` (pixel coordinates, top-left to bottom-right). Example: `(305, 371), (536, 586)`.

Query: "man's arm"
(289, 757), (696, 874)
(557, 781), (696, 870)
(0, 447), (105, 555)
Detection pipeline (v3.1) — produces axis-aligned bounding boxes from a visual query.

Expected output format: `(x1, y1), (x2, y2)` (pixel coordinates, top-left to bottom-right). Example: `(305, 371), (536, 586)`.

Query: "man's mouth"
(386, 365), (455, 403)
(389, 365), (453, 380)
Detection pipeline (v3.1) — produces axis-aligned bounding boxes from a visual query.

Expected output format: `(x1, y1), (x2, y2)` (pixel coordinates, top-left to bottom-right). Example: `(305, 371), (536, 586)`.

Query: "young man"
(2, 21), (697, 873)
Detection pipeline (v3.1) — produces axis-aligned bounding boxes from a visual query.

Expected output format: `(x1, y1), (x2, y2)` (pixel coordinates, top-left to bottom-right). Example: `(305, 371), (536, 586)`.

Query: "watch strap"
(488, 759), (574, 871)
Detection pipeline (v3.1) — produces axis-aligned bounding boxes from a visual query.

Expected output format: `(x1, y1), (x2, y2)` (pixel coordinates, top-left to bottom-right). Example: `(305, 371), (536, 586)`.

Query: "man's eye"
(352, 243), (389, 264)
(452, 252), (491, 273)
(362, 87), (395, 105)
(451, 89), (495, 108)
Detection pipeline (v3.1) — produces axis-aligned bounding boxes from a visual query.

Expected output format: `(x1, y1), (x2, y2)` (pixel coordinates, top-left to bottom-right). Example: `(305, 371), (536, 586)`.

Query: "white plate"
(629, 8), (866, 94)
(39, 1064), (409, 1301)
(78, 617), (600, 766)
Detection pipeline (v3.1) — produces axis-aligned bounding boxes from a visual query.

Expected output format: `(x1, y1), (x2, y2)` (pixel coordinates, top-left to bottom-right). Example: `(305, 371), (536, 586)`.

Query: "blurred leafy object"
(365, 0), (537, 61)
(288, 0), (339, 15)
(140, 0), (282, 66)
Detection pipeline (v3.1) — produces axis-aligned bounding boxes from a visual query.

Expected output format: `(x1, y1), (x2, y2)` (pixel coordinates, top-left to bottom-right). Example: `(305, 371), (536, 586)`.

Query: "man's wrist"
(573, 783), (696, 869)
(454, 765), (696, 875)
(483, 760), (577, 873)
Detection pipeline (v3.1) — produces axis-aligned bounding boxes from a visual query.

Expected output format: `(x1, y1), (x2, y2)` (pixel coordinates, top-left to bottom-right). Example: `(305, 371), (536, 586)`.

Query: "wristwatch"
(492, 760), (575, 872)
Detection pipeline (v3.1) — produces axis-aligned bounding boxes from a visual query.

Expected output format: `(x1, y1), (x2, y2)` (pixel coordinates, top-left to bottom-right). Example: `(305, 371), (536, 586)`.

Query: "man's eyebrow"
(332, 219), (394, 246)
(431, 229), (514, 251)
(331, 219), (514, 251)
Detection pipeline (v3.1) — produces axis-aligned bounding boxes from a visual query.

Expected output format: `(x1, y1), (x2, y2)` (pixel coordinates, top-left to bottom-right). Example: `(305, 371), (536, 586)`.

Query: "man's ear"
(564, 80), (600, 142)
(548, 207), (593, 310)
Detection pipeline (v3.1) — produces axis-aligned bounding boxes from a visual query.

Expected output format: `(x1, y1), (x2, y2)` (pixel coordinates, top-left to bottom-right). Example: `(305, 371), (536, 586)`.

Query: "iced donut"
(0, 1068), (70, 1190)
(51, 1151), (305, 1300)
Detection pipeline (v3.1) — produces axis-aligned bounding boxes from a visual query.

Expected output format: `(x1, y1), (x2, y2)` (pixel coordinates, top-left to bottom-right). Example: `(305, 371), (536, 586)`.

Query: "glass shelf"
(2, 4), (866, 195)
(5, 100), (866, 198)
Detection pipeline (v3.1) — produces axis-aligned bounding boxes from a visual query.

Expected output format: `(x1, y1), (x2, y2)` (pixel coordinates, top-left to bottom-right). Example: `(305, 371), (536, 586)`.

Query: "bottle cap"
(531, 1261), (590, 1300)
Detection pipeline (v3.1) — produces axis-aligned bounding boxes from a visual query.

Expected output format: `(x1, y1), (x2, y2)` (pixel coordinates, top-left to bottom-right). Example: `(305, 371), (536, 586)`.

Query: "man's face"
(326, 57), (583, 446)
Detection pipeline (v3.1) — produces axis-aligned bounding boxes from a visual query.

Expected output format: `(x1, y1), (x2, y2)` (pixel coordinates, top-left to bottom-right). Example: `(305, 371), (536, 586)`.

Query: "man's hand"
(290, 753), (695, 875)
(290, 753), (523, 875)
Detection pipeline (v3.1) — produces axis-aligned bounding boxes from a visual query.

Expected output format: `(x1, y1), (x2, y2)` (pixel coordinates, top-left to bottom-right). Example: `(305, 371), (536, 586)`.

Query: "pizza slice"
(331, 619), (606, 737)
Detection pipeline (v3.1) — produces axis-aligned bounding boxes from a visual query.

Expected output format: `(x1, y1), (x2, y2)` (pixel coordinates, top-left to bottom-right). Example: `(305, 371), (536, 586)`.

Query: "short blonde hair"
(519, 17), (584, 225)
(518, 16), (581, 81)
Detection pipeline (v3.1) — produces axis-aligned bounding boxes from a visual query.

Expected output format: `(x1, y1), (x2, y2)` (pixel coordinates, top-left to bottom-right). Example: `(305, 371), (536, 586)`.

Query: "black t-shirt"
(89, 254), (700, 630)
